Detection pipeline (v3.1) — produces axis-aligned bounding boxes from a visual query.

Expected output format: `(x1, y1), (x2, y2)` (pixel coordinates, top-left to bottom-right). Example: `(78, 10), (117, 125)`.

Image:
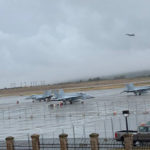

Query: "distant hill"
(83, 70), (150, 82)
(109, 70), (150, 79)
(56, 70), (150, 84)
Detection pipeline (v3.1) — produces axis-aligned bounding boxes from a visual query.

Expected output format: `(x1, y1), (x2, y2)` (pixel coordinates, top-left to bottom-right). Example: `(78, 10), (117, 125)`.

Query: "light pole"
(122, 110), (129, 133)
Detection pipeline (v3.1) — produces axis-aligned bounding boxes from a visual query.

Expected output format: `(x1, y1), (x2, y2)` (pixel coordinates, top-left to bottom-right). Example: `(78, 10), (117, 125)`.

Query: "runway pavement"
(0, 88), (150, 140)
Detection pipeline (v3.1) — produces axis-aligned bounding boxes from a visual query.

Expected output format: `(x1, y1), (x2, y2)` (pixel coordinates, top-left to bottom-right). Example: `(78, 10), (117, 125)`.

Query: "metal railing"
(3, 134), (150, 150)
(2, 137), (124, 150)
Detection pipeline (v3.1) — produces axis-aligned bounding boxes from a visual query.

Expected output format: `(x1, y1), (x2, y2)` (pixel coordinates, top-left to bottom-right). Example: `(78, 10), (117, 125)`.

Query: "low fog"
(0, 0), (150, 88)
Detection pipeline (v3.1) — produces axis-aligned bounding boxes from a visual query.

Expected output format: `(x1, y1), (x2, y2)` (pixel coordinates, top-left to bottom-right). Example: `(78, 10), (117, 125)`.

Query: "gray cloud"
(0, 0), (150, 88)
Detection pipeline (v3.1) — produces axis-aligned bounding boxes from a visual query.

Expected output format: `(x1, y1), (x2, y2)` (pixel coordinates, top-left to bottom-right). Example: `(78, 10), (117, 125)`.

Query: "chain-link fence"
(0, 141), (6, 150)
(14, 140), (32, 150)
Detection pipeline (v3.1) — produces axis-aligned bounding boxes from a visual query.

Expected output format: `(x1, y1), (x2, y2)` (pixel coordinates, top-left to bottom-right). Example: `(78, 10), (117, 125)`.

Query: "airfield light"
(122, 110), (129, 133)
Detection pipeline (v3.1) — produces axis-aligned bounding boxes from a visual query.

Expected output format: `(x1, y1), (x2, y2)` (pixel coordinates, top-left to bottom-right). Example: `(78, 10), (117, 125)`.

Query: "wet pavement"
(0, 88), (150, 140)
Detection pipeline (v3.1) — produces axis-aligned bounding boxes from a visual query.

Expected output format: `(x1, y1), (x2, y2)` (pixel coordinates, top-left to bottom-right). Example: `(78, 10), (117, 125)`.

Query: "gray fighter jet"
(121, 83), (150, 95)
(125, 33), (135, 36)
(26, 90), (52, 101)
(51, 89), (94, 104)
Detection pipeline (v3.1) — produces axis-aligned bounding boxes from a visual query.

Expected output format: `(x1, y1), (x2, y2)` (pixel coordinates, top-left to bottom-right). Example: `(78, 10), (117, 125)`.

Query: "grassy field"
(1, 76), (150, 97)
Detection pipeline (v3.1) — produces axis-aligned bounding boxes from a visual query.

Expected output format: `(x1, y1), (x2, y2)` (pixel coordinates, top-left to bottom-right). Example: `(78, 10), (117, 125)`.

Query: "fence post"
(59, 133), (68, 150)
(90, 133), (99, 150)
(5, 136), (14, 150)
(124, 134), (133, 150)
(31, 134), (40, 150)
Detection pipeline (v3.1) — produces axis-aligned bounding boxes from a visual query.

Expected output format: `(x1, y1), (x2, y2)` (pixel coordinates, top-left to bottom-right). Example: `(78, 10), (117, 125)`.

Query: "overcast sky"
(0, 0), (150, 88)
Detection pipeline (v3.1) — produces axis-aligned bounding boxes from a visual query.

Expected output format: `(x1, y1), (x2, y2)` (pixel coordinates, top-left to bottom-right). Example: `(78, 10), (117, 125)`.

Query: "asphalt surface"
(0, 88), (150, 140)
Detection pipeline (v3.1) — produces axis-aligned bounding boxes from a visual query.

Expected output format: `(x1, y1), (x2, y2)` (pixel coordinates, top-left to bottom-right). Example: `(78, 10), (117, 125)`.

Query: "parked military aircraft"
(125, 33), (135, 36)
(51, 89), (94, 104)
(121, 83), (150, 95)
(26, 90), (52, 101)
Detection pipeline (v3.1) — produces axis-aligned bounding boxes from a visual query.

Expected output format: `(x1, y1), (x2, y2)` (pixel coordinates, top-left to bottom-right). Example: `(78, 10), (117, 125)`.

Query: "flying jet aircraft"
(51, 89), (94, 104)
(125, 33), (135, 36)
(26, 90), (52, 101)
(121, 83), (150, 95)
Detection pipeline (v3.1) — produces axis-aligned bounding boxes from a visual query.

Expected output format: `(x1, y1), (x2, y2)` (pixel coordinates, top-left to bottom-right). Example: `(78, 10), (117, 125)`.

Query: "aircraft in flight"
(125, 33), (135, 36)
(26, 90), (52, 101)
(121, 83), (150, 95)
(51, 89), (94, 104)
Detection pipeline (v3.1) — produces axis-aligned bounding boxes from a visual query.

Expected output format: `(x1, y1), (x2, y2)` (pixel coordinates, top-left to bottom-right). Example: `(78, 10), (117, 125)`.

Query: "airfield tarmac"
(0, 88), (150, 140)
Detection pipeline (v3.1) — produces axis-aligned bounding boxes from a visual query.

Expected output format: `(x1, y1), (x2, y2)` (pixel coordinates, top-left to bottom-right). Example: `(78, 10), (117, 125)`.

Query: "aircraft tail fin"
(44, 90), (51, 97)
(58, 89), (64, 98)
(126, 83), (135, 91)
(53, 90), (59, 99)
(52, 89), (64, 99)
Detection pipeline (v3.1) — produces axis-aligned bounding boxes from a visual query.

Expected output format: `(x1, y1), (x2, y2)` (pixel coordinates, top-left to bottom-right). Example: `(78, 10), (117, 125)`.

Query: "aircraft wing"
(121, 83), (150, 95)
(134, 86), (150, 92)
(52, 95), (81, 101)
(34, 95), (44, 100)
(26, 95), (37, 99)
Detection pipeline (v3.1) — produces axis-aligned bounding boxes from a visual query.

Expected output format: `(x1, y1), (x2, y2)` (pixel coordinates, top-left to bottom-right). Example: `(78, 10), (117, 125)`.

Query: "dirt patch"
(1, 77), (150, 97)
